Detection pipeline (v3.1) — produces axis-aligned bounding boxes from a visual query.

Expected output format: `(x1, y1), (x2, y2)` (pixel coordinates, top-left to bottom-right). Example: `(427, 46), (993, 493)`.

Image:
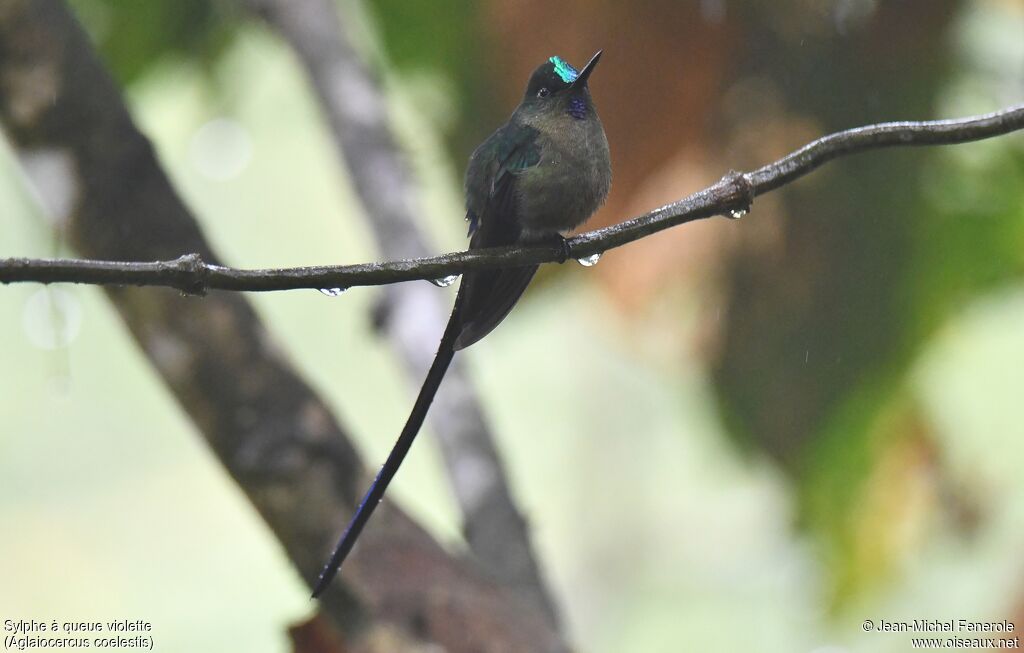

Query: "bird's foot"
(551, 234), (572, 263)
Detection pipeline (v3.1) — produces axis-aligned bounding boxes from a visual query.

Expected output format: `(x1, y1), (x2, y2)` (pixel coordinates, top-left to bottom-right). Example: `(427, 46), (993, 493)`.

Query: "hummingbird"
(312, 51), (611, 597)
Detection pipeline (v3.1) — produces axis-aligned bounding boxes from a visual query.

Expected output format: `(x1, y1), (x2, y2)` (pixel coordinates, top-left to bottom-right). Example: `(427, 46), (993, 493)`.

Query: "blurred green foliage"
(711, 0), (1024, 605)
(910, 147), (1024, 339)
(364, 0), (493, 155)
(69, 0), (238, 84)
(365, 0), (476, 79)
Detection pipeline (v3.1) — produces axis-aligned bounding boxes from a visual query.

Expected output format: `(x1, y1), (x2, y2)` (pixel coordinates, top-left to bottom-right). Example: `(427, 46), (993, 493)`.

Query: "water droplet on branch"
(319, 287), (349, 297)
(430, 274), (461, 288)
(576, 253), (602, 267)
(729, 208), (748, 219)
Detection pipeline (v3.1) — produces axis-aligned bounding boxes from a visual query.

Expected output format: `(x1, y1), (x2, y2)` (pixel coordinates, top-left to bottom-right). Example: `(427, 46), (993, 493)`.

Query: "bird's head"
(520, 51), (602, 120)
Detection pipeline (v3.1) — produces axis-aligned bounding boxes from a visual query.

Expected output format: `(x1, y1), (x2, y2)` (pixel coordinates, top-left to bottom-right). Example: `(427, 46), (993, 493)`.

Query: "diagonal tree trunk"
(0, 1), (564, 650)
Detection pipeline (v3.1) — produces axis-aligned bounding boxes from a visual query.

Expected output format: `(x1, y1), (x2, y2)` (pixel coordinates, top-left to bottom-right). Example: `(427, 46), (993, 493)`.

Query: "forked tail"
(311, 314), (460, 598)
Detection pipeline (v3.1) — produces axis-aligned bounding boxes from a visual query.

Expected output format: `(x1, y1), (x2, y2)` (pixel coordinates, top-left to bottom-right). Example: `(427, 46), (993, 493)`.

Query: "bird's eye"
(537, 87), (550, 98)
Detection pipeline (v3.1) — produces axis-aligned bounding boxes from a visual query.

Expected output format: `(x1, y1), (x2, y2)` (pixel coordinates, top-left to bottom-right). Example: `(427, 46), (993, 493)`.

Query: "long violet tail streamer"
(311, 313), (460, 598)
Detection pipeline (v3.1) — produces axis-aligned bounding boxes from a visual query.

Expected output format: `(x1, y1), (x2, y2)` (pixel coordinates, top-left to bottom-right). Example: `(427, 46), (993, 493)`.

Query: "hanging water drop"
(430, 274), (460, 288)
(576, 253), (602, 267)
(728, 208), (747, 219)
(319, 287), (349, 297)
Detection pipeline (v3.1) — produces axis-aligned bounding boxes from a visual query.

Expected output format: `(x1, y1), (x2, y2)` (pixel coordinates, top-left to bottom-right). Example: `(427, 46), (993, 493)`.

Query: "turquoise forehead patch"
(549, 56), (579, 84)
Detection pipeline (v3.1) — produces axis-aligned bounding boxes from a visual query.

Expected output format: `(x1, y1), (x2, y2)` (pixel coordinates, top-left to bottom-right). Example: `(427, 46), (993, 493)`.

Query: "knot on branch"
(719, 170), (755, 220)
(171, 253), (208, 296)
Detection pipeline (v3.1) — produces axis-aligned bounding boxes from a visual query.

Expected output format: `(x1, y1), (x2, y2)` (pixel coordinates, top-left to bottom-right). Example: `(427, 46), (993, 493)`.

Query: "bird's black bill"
(571, 50), (602, 88)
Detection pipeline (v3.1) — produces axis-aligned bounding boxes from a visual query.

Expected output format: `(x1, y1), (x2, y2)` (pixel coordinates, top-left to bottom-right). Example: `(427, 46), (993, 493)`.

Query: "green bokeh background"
(2, 2), (1024, 651)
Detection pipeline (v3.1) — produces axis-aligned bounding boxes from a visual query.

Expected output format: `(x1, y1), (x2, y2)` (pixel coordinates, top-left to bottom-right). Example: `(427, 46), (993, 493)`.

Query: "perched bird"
(312, 51), (611, 597)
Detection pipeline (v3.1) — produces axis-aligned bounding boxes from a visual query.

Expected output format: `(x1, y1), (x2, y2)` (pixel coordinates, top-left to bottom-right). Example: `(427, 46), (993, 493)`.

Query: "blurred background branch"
(238, 0), (560, 625)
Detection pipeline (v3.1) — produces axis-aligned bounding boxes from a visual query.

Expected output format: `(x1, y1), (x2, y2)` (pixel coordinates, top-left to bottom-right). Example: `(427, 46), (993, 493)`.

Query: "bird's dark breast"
(517, 117), (611, 235)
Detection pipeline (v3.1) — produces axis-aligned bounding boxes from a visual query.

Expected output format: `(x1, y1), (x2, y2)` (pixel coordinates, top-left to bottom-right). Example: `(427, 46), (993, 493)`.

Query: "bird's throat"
(567, 96), (587, 120)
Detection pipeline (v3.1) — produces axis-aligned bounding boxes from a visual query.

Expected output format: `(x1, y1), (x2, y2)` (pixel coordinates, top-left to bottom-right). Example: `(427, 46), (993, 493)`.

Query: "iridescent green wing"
(455, 124), (542, 350)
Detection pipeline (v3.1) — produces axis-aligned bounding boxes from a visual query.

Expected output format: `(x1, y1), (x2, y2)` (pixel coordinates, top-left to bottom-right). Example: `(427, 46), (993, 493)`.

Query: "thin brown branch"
(3, 102), (1023, 292)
